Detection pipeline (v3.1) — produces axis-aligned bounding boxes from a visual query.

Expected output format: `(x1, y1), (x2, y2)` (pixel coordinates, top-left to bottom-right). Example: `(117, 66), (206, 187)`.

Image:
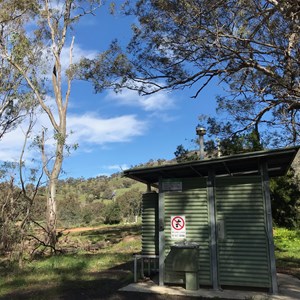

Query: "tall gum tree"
(0, 0), (103, 248)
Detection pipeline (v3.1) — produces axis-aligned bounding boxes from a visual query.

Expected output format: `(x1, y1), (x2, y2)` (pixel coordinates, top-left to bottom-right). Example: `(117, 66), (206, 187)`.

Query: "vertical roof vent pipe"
(196, 126), (206, 160)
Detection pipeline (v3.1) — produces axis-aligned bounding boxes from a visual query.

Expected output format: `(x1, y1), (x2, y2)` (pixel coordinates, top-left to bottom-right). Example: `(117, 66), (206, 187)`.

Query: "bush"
(58, 193), (82, 227)
(116, 188), (142, 222)
(101, 186), (114, 200)
(104, 202), (122, 224)
(270, 170), (300, 229)
(81, 202), (105, 225)
(0, 181), (27, 254)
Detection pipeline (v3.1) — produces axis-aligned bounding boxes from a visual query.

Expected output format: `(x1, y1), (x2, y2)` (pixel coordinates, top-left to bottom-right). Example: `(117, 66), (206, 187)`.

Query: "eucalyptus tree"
(84, 0), (300, 144)
(0, 0), (37, 139)
(0, 62), (32, 140)
(0, 0), (103, 249)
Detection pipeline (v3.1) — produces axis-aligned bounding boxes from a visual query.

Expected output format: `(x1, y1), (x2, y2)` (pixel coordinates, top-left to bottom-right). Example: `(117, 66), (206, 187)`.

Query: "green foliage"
(104, 202), (122, 225)
(274, 227), (300, 253)
(81, 202), (105, 225)
(30, 174), (144, 228)
(0, 0), (108, 249)
(0, 1), (39, 140)
(120, 178), (134, 188)
(174, 144), (197, 163)
(31, 194), (47, 221)
(0, 161), (41, 260)
(85, 193), (95, 203)
(116, 188), (142, 221)
(101, 185), (115, 200)
(175, 118), (263, 162)
(204, 117), (263, 156)
(58, 193), (82, 227)
(76, 40), (132, 93)
(0, 183), (23, 251)
(0, 224), (141, 299)
(274, 227), (300, 279)
(270, 170), (300, 229)
(86, 0), (300, 145)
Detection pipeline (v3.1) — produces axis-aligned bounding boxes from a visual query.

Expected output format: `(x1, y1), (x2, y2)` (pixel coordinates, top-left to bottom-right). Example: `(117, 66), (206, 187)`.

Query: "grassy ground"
(274, 227), (300, 279)
(0, 225), (299, 299)
(0, 224), (142, 300)
(0, 224), (199, 300)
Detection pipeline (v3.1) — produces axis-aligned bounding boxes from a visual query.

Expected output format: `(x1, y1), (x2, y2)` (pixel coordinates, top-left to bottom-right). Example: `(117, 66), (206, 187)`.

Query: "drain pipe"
(196, 126), (206, 160)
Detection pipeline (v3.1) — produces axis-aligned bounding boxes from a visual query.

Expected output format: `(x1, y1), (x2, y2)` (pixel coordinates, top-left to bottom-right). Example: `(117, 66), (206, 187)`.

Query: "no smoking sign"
(171, 216), (186, 239)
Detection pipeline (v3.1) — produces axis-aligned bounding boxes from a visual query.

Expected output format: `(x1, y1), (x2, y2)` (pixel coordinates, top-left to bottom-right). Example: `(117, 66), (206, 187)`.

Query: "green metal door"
(215, 176), (271, 288)
(164, 178), (211, 286)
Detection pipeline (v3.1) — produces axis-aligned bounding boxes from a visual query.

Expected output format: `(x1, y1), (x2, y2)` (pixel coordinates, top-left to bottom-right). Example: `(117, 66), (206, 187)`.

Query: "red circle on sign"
(171, 216), (185, 231)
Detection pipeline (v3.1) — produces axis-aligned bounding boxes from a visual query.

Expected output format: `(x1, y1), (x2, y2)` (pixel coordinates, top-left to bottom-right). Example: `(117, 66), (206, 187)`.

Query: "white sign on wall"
(171, 215), (186, 239)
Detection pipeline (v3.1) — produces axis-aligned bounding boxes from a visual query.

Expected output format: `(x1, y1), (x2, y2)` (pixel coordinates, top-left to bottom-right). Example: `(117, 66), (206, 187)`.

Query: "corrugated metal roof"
(123, 147), (299, 185)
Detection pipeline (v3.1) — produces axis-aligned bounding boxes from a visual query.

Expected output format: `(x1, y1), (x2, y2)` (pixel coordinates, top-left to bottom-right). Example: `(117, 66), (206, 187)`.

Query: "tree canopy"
(0, 0), (39, 139)
(83, 0), (300, 144)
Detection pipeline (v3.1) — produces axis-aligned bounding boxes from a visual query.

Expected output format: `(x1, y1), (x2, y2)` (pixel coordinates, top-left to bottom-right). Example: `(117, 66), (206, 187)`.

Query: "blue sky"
(0, 3), (224, 179)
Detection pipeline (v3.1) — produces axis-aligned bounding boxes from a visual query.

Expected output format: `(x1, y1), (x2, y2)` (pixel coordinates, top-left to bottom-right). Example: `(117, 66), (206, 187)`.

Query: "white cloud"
(106, 164), (130, 171)
(67, 113), (147, 145)
(60, 43), (97, 72)
(106, 89), (176, 112)
(0, 126), (29, 162)
(0, 114), (48, 162)
(0, 111), (147, 162)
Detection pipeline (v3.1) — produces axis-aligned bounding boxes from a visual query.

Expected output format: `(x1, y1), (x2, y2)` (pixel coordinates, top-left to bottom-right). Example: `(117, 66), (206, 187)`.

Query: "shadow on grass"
(61, 224), (142, 250)
(0, 225), (203, 300)
(277, 256), (300, 270)
(277, 257), (300, 280)
(76, 224), (141, 244)
(77, 224), (141, 236)
(0, 226), (139, 300)
(0, 258), (130, 300)
(278, 256), (300, 266)
(0, 260), (203, 300)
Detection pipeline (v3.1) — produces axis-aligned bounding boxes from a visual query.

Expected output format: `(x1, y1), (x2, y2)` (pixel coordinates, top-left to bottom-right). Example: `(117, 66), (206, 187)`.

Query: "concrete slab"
(119, 273), (300, 300)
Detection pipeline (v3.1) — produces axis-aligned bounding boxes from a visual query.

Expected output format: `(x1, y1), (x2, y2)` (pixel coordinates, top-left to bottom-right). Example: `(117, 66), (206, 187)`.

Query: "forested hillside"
(30, 173), (147, 228)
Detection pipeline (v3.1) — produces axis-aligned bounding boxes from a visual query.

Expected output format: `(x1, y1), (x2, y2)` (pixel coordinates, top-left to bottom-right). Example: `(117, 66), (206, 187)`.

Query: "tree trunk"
(46, 177), (57, 248)
(46, 135), (65, 249)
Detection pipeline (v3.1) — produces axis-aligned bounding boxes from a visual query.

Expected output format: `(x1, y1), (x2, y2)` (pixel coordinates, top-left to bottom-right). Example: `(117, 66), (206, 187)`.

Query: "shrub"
(81, 202), (105, 225)
(104, 202), (121, 224)
(58, 193), (82, 227)
(116, 188), (142, 222)
(270, 170), (300, 229)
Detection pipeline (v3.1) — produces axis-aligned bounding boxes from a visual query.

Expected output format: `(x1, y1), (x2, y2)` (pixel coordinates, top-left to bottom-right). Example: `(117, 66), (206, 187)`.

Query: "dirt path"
(60, 225), (106, 233)
(59, 223), (139, 234)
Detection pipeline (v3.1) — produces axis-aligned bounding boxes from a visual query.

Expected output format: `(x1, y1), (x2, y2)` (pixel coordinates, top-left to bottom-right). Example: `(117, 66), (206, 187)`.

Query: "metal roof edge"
(123, 146), (300, 176)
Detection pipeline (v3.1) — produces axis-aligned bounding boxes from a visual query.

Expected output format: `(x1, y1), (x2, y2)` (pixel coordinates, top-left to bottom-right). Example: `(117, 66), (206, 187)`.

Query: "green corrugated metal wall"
(142, 192), (159, 255)
(164, 178), (212, 285)
(215, 176), (271, 288)
(145, 175), (272, 288)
